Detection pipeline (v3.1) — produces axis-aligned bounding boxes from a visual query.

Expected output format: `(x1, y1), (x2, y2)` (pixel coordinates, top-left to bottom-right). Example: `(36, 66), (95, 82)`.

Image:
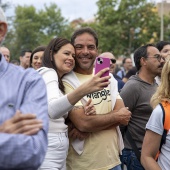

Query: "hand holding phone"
(94, 56), (110, 77)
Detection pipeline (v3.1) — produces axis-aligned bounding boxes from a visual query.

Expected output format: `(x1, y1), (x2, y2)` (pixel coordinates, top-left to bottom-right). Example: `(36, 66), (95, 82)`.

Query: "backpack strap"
(162, 101), (170, 130)
(155, 101), (170, 161)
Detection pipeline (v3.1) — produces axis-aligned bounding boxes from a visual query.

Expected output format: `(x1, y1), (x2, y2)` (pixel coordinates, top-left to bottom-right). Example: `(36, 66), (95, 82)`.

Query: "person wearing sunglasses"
(100, 52), (125, 92)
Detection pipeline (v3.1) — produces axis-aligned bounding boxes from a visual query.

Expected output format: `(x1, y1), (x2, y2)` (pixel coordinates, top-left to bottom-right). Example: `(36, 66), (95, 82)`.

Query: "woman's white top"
(38, 67), (73, 133)
(146, 104), (170, 170)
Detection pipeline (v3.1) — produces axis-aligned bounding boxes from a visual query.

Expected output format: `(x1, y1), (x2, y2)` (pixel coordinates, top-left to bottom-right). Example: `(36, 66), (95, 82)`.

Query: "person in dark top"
(117, 57), (133, 79)
(120, 44), (164, 170)
(122, 66), (137, 83)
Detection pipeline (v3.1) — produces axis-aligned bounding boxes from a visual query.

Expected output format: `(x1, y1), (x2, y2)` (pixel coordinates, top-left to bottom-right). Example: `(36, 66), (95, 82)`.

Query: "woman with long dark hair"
(38, 37), (110, 170)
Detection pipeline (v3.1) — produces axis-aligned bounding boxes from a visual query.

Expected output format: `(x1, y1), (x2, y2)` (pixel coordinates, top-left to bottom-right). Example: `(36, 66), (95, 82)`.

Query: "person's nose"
(68, 54), (74, 60)
(37, 58), (41, 63)
(4, 56), (8, 61)
(160, 57), (165, 63)
(82, 46), (89, 55)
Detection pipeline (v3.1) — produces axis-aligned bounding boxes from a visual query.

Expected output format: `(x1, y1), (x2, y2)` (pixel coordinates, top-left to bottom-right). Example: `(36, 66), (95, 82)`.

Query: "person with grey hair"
(0, 46), (10, 62)
(0, 7), (49, 169)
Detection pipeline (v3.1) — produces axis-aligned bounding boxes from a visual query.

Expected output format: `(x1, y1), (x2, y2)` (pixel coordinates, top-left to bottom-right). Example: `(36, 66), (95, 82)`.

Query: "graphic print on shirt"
(86, 88), (111, 105)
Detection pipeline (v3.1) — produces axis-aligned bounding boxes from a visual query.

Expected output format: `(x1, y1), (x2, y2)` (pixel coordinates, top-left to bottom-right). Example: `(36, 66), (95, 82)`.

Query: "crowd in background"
(1, 5), (170, 170)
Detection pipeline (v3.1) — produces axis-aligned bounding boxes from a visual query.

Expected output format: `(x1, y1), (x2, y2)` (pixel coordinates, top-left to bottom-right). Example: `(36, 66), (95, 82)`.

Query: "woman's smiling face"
(53, 43), (75, 77)
(32, 51), (44, 70)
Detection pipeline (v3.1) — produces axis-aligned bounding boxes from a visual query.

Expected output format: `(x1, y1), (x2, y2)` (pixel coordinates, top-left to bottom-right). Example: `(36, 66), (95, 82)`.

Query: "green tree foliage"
(87, 0), (161, 57)
(3, 0), (170, 60)
(3, 3), (73, 60)
(163, 15), (170, 41)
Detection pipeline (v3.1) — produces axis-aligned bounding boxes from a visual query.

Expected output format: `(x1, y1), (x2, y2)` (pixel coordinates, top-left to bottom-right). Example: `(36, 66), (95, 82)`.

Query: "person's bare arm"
(68, 99), (127, 139)
(112, 99), (125, 113)
(68, 122), (90, 140)
(68, 99), (131, 132)
(84, 98), (96, 115)
(67, 99), (95, 140)
(0, 110), (43, 135)
(105, 99), (126, 129)
(67, 68), (111, 105)
(48, 68), (110, 119)
(141, 130), (162, 170)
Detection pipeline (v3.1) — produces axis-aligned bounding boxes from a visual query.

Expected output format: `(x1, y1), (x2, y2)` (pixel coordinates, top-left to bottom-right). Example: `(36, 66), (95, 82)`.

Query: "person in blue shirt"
(116, 57), (133, 79)
(0, 7), (48, 169)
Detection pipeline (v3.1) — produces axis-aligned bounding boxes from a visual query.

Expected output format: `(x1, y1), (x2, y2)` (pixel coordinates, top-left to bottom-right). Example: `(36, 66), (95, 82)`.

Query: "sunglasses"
(110, 59), (116, 64)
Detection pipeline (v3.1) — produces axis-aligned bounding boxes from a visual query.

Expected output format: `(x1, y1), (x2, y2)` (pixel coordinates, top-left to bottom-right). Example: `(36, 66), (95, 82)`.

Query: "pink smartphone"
(94, 56), (110, 77)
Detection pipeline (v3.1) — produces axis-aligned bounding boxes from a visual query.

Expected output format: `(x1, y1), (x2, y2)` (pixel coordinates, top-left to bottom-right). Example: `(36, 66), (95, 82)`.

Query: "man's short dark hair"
(156, 41), (170, 52)
(134, 44), (155, 71)
(71, 27), (98, 47)
(20, 49), (32, 57)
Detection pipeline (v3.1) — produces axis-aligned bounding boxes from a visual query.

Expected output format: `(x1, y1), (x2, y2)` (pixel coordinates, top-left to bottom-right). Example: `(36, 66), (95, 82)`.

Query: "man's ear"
(19, 56), (22, 62)
(140, 57), (147, 66)
(0, 22), (7, 42)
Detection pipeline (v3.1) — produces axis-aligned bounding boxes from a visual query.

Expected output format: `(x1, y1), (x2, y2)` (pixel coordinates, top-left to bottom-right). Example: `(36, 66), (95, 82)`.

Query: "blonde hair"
(151, 59), (170, 108)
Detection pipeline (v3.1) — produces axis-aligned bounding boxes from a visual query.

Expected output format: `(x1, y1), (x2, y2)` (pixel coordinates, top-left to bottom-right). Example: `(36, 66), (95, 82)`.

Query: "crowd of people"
(1, 5), (170, 170)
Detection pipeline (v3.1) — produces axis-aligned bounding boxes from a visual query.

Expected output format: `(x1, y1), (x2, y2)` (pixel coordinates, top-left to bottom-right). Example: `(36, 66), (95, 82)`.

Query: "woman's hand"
(84, 99), (96, 115)
(82, 68), (111, 94)
(67, 68), (111, 106)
